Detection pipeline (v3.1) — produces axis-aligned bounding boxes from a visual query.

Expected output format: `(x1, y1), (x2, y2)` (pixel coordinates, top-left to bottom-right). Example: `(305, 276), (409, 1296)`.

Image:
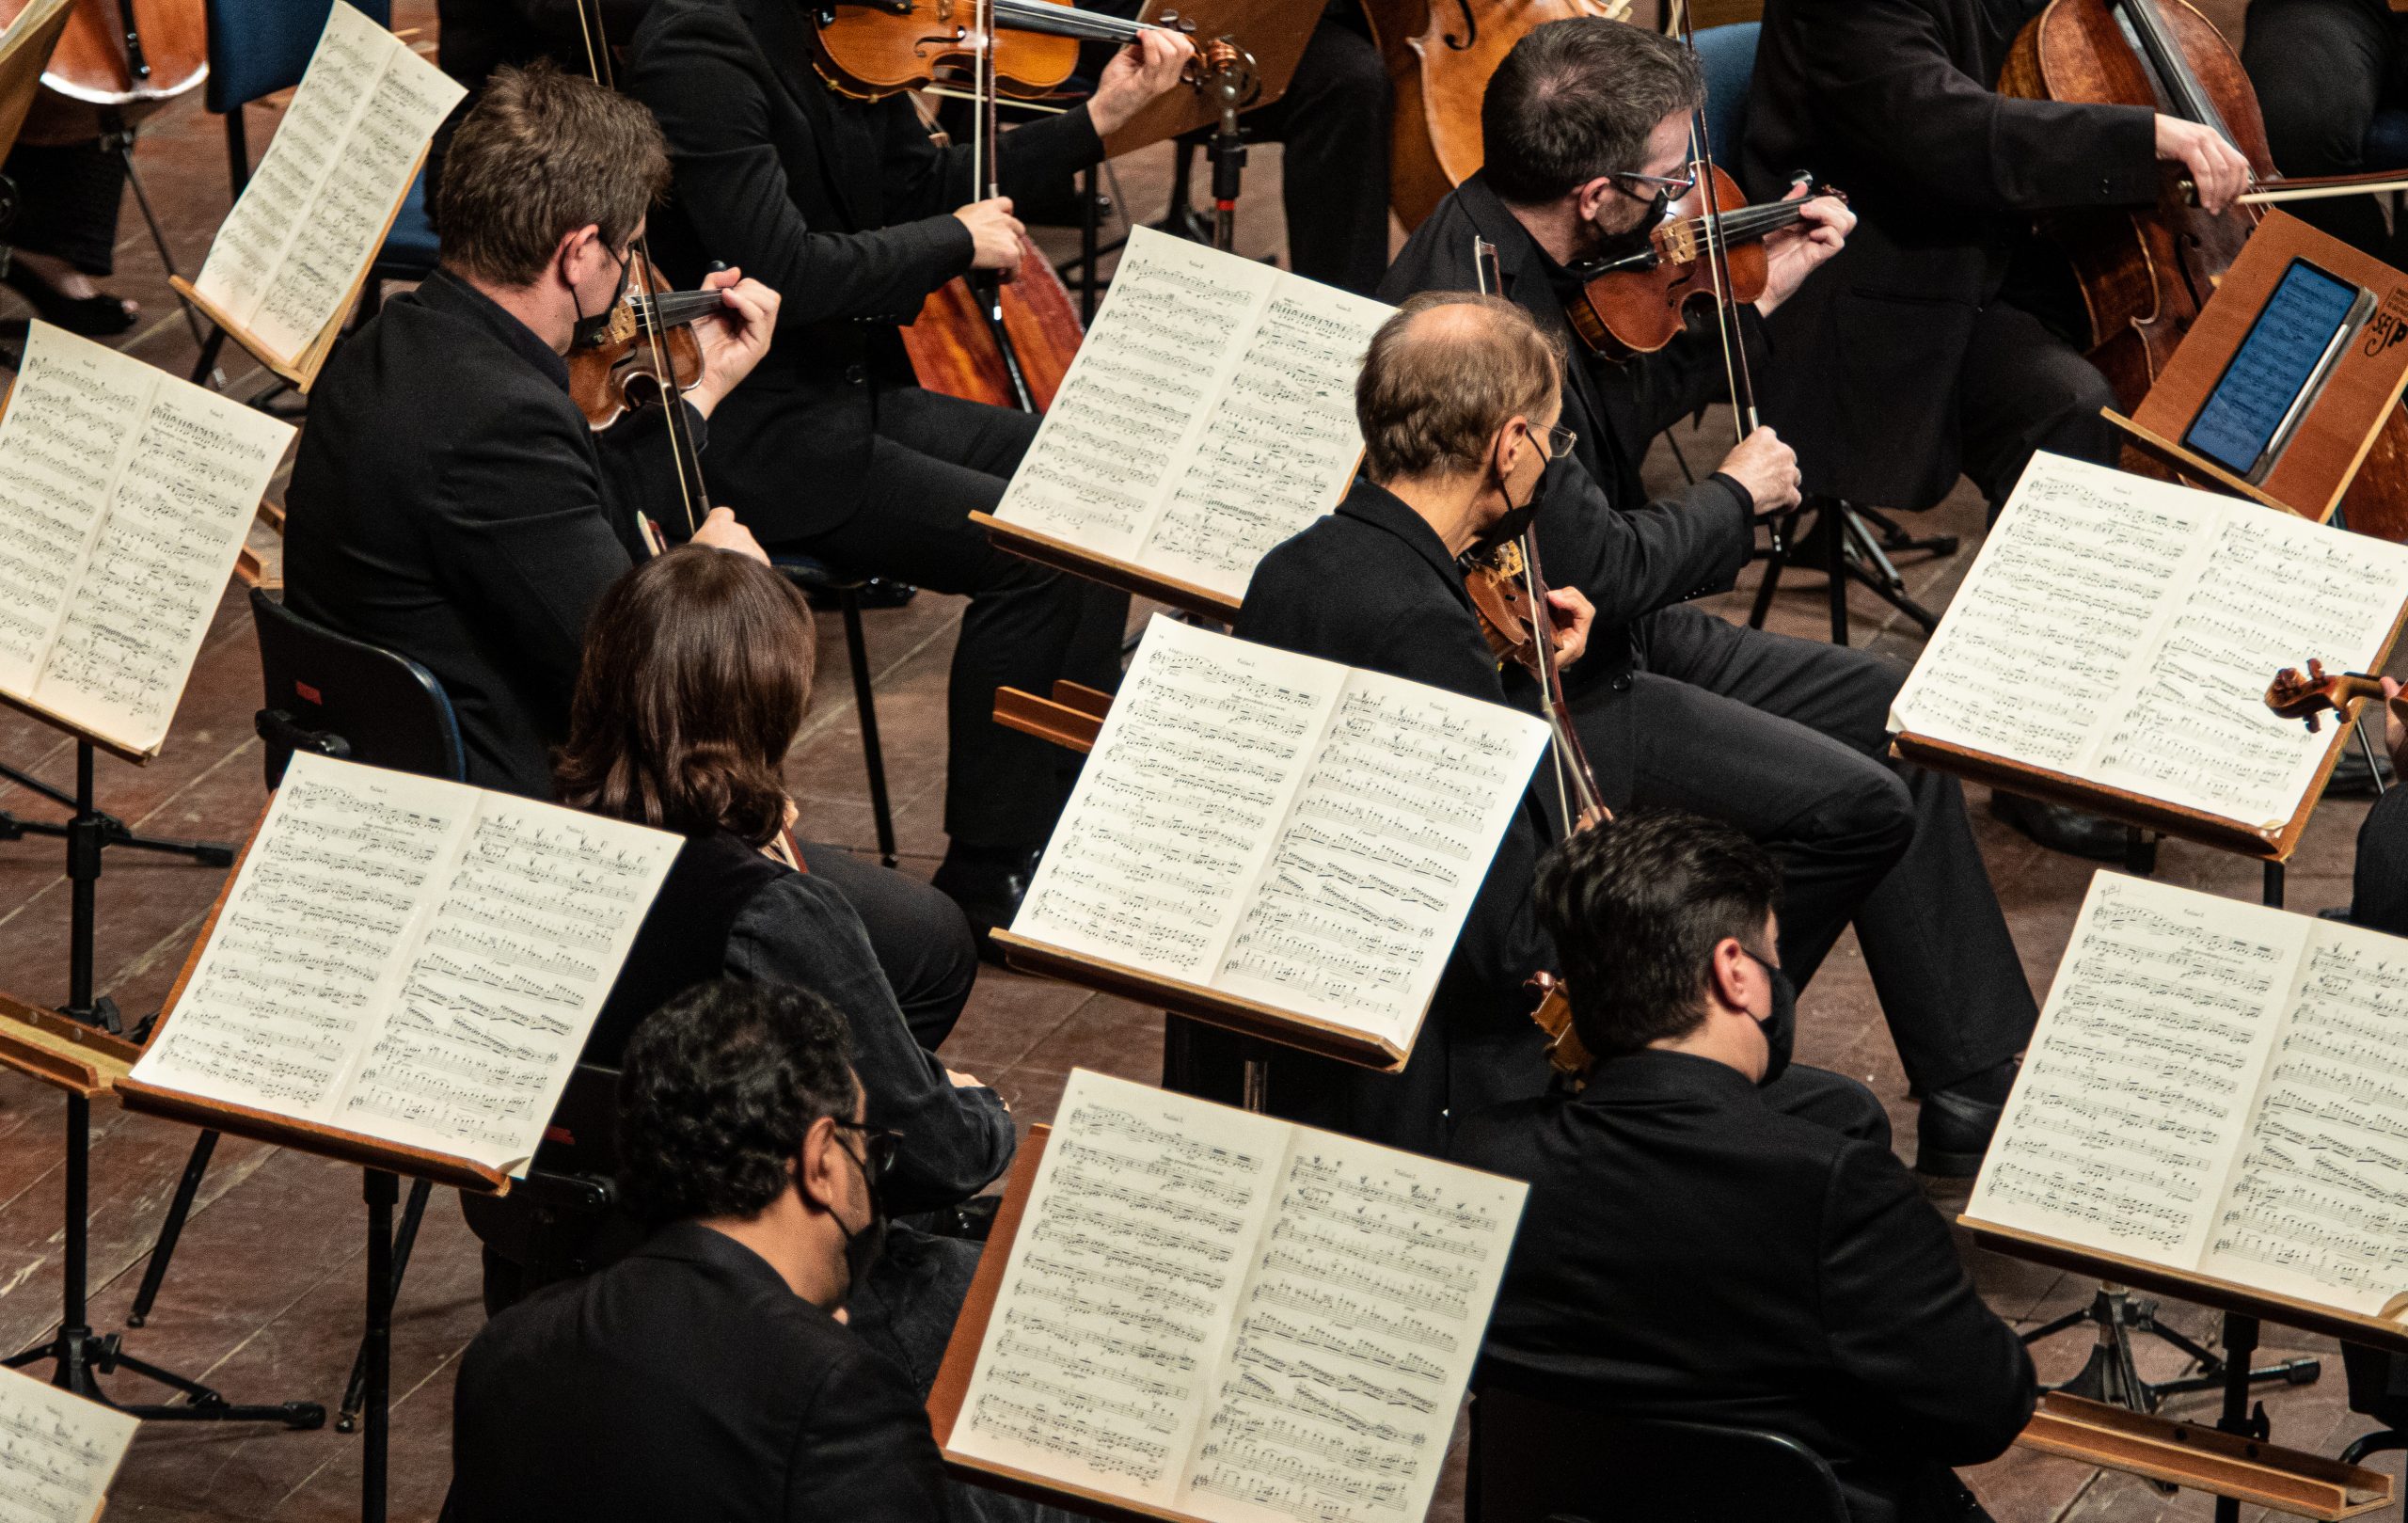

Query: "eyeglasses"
(1613, 167), (1697, 198)
(1541, 423), (1577, 457)
(832, 1118), (903, 1182)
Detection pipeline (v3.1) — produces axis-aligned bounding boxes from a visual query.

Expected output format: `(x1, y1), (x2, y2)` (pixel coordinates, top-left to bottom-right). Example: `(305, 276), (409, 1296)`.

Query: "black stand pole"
(3, 741), (321, 1427)
(2212, 1314), (2263, 1523)
(363, 1169), (398, 1523)
(0, 754), (235, 966)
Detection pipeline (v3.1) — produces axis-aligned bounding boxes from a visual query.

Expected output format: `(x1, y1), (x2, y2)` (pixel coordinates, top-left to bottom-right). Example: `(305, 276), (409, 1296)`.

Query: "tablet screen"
(2183, 258), (2362, 478)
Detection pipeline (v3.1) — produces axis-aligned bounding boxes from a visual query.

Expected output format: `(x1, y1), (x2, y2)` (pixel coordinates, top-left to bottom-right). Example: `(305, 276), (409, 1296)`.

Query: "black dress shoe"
(1, 263), (137, 336)
(1988, 790), (2128, 861)
(1916, 1088), (2003, 1177)
(930, 845), (1044, 962)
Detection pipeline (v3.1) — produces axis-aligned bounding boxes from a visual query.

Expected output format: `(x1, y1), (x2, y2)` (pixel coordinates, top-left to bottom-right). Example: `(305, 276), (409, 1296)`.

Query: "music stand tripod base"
(2025, 1283), (2319, 1417)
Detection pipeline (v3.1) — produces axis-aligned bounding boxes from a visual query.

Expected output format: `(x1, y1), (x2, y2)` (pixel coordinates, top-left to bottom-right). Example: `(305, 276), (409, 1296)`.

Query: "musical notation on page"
(1890, 452), (2408, 834)
(128, 754), (679, 1177)
(1009, 617), (1547, 1062)
(0, 1361), (139, 1523)
(946, 1070), (1525, 1523)
(0, 323), (293, 757)
(991, 228), (1392, 604)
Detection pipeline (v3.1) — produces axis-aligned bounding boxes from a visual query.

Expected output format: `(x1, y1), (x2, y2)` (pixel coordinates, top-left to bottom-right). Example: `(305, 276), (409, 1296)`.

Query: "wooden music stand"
(972, 512), (1245, 624)
(0, 992), (324, 1432)
(2019, 1393), (2393, 1520)
(1102, 0), (1323, 156)
(167, 144), (431, 394)
(2105, 210), (2408, 539)
(0, 0), (72, 179)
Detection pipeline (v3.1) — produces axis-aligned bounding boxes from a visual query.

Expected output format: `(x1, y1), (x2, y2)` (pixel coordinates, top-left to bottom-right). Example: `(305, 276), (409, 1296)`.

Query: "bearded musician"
(1379, 18), (2031, 1175)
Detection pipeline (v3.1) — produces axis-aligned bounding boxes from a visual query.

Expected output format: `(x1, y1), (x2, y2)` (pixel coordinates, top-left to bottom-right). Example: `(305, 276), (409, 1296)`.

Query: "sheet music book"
(988, 226), (1393, 603)
(185, 1), (464, 382)
(0, 1361), (139, 1523)
(1966, 870), (2408, 1327)
(0, 322), (295, 758)
(1887, 452), (2408, 846)
(936, 1069), (1528, 1523)
(1005, 615), (1549, 1067)
(122, 753), (679, 1183)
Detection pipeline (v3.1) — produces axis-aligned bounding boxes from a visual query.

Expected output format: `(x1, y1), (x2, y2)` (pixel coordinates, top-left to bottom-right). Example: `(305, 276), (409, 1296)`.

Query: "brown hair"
(1482, 19), (1703, 205)
(554, 547), (817, 848)
(1356, 293), (1563, 482)
(436, 60), (671, 288)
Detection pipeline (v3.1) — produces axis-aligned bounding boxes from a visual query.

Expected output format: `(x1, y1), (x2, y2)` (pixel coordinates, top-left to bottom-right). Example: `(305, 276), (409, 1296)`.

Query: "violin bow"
(1669, 0), (1759, 443)
(573, 0), (707, 538)
(965, 0), (1040, 412)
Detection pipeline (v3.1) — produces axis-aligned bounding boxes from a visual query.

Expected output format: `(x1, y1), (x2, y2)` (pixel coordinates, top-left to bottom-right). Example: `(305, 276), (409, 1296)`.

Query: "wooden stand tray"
(2020, 1393), (2393, 1519)
(972, 513), (1244, 624)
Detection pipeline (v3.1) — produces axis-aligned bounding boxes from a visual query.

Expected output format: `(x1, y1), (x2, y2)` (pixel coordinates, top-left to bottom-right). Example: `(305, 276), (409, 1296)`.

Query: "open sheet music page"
(0, 323), (293, 754)
(130, 754), (678, 1175)
(1889, 453), (2408, 829)
(1970, 871), (2408, 1320)
(0, 1361), (138, 1523)
(1010, 617), (1546, 1057)
(191, 3), (463, 369)
(991, 228), (1390, 601)
(948, 1070), (1526, 1523)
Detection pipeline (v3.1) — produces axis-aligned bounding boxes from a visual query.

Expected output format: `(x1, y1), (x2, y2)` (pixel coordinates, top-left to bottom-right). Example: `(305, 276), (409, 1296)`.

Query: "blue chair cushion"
(372, 167), (437, 276)
(1693, 22), (1760, 167)
(768, 552), (865, 593)
(2367, 106), (2408, 173)
(207, 0), (392, 114)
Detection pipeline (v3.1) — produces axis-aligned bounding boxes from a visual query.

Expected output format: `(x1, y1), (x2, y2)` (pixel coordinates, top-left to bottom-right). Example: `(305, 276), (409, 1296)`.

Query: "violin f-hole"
(1443, 0), (1478, 51)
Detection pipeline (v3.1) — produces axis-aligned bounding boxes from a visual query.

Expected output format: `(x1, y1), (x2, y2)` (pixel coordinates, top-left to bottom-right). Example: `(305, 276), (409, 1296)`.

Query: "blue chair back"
(206, 0), (392, 114)
(249, 588), (466, 788)
(1470, 1370), (1850, 1523)
(1693, 23), (1760, 167)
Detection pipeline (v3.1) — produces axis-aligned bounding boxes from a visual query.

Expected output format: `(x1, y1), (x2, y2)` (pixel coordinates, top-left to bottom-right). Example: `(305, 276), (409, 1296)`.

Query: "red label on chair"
(294, 682), (322, 704)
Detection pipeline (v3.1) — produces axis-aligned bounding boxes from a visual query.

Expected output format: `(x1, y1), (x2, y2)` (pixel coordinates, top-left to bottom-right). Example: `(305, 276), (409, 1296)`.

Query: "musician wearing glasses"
(618, 0), (1193, 946)
(450, 980), (945, 1523)
(1379, 18), (2034, 1177)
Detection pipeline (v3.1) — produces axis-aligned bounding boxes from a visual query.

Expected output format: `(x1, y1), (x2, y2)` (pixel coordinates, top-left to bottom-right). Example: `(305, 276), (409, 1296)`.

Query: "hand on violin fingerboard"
(1087, 28), (1196, 136)
(1757, 190), (1855, 316)
(1545, 587), (1595, 668)
(686, 269), (781, 417)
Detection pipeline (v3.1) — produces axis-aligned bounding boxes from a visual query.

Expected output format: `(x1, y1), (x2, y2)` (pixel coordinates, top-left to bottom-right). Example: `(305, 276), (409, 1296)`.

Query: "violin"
(2265, 658), (2389, 733)
(566, 276), (724, 431)
(2000, 0), (2408, 541)
(808, 0), (1194, 103)
(1569, 168), (1842, 360)
(1359, 0), (1633, 232)
(1526, 972), (1592, 1078)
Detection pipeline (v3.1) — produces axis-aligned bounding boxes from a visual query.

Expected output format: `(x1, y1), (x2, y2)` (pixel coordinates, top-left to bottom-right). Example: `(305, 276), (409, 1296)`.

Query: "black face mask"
(1471, 437), (1547, 554)
(569, 242), (631, 351)
(1576, 184), (1671, 273)
(1740, 947), (1796, 1087)
(827, 1136), (889, 1301)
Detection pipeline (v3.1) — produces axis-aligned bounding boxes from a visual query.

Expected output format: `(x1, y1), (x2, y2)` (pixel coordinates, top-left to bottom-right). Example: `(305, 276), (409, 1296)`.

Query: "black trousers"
(796, 840), (978, 1051)
(1956, 293), (2122, 516)
(2337, 786), (2408, 1427)
(1240, 9), (1395, 297)
(2245, 0), (2408, 260)
(1587, 606), (2037, 1094)
(774, 386), (1128, 851)
(2, 140), (124, 274)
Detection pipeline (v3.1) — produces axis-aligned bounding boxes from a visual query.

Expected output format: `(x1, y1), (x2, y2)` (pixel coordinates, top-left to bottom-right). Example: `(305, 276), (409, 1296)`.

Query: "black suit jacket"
(1376, 175), (1756, 793)
(449, 1220), (948, 1523)
(1220, 479), (1554, 1153)
(282, 269), (698, 797)
(1451, 1051), (2036, 1523)
(622, 0), (1106, 538)
(1741, 0), (2158, 507)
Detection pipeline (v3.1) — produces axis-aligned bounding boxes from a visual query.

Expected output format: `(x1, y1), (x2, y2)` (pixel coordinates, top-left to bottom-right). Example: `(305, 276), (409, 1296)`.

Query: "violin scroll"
(2265, 658), (2389, 733)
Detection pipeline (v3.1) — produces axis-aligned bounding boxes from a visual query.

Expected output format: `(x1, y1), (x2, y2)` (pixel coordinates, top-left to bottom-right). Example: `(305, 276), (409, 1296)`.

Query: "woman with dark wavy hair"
(548, 546), (1008, 1223)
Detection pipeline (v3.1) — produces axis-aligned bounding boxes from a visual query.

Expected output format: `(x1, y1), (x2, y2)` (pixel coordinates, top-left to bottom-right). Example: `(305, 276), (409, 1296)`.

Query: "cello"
(6, 0), (203, 116)
(2000, 0), (2408, 541)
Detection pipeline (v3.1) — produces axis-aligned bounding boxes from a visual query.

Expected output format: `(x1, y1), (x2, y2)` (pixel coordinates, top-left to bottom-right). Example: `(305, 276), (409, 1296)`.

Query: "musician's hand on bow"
(1755, 189), (1853, 316)
(2157, 115), (2249, 214)
(1088, 28), (1196, 136)
(1573, 805), (1612, 833)
(1718, 426), (1801, 513)
(1545, 587), (1595, 668)
(953, 197), (1026, 275)
(686, 266), (779, 418)
(691, 505), (769, 564)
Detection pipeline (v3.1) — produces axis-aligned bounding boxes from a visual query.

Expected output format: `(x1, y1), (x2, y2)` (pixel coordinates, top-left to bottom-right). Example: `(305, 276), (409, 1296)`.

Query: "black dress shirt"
(1451, 1050), (2036, 1523)
(1216, 478), (1555, 1153)
(622, 0), (1107, 538)
(282, 268), (704, 796)
(1741, 0), (2159, 506)
(449, 1219), (948, 1523)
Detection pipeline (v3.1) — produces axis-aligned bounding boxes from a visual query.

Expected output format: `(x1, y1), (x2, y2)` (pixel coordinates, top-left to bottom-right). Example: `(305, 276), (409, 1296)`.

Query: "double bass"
(2000, 0), (2408, 541)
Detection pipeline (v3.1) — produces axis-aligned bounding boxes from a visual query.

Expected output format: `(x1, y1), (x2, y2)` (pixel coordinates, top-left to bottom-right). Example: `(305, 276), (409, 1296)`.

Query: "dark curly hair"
(1481, 19), (1703, 207)
(616, 980), (857, 1227)
(1535, 809), (1781, 1061)
(554, 546), (817, 848)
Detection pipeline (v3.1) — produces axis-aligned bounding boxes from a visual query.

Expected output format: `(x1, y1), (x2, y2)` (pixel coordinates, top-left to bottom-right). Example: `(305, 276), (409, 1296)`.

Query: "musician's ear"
(553, 222), (608, 283)
(1574, 177), (1617, 223)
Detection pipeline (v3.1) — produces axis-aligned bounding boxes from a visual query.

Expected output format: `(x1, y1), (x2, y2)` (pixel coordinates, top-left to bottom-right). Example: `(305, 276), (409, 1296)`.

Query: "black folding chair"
(1469, 1368), (1851, 1523)
(127, 589), (467, 1436)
